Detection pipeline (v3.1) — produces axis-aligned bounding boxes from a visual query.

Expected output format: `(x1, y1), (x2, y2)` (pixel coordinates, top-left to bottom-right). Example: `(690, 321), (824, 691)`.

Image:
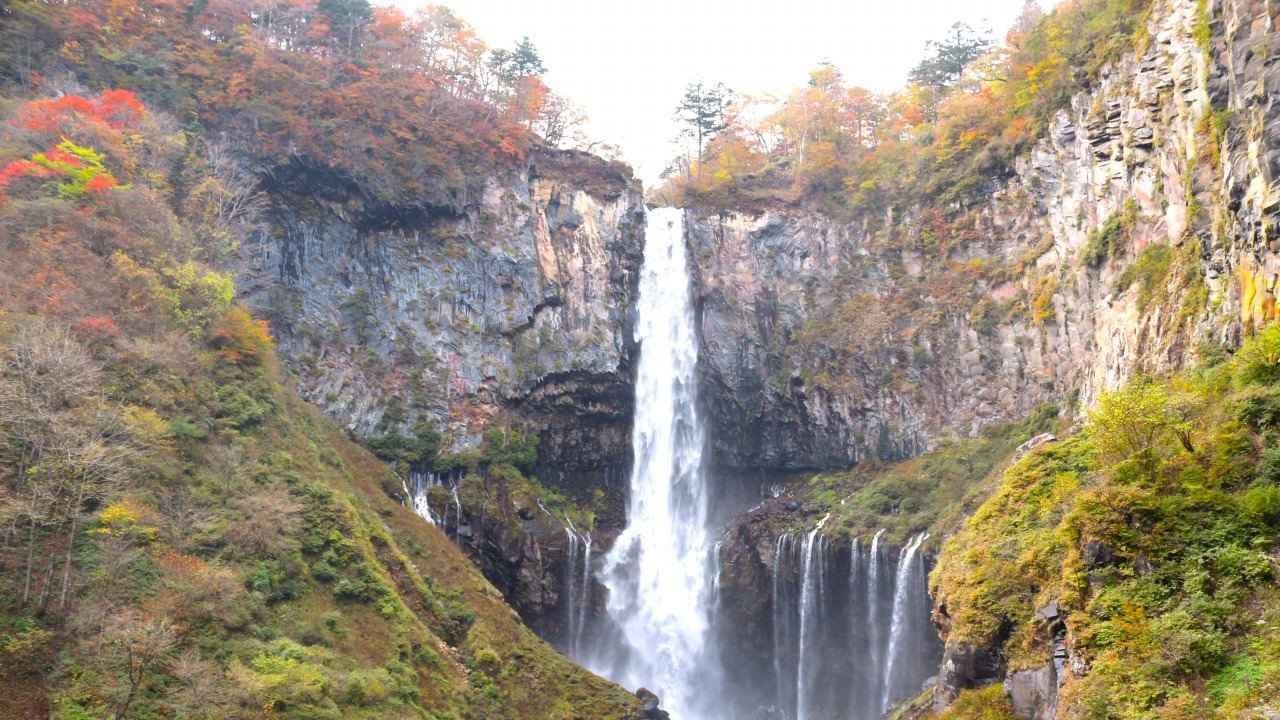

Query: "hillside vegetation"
(0, 0), (594, 219)
(659, 0), (1149, 218)
(0, 32), (641, 720)
(926, 331), (1280, 718)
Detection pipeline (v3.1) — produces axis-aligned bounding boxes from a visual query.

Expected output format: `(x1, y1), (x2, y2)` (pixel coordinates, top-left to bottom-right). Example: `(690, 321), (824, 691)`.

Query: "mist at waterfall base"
(402, 208), (942, 719)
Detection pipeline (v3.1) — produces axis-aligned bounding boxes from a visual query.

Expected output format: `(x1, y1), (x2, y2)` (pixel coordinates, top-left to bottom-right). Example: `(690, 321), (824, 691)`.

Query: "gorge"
(4, 0), (1280, 718)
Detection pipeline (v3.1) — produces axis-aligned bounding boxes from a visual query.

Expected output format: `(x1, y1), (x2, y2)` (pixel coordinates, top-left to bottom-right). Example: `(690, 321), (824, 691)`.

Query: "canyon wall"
(708, 0), (1280, 715)
(688, 0), (1274, 475)
(239, 149), (645, 474)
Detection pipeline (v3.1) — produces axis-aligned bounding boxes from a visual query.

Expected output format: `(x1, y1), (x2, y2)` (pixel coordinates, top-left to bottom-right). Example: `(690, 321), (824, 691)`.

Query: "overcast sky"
(396, 0), (1034, 185)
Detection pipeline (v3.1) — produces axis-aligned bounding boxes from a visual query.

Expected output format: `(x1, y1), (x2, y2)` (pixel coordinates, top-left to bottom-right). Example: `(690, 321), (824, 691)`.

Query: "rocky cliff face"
(688, 0), (1275, 475)
(239, 149), (644, 473)
(233, 149), (643, 630)
(701, 0), (1280, 715)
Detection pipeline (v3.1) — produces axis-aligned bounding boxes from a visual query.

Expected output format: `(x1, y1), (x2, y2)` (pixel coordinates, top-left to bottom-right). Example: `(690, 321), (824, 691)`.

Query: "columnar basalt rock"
(235, 149), (642, 628)
(239, 149), (644, 472)
(686, 0), (1276, 479)
(698, 1), (1280, 717)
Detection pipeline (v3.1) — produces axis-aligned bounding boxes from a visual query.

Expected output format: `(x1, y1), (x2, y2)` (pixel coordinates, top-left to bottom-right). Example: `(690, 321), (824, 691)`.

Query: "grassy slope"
(0, 88), (640, 720)
(927, 335), (1280, 719)
(0, 322), (642, 720)
(769, 403), (1062, 546)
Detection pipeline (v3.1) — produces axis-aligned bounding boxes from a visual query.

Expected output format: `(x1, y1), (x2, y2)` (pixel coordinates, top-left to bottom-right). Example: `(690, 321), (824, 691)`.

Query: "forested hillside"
(6, 0), (1280, 718)
(0, 2), (645, 718)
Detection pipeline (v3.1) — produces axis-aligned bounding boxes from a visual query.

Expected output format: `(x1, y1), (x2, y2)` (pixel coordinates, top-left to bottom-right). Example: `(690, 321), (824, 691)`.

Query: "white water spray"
(795, 513), (830, 720)
(882, 533), (930, 712)
(599, 208), (718, 718)
(404, 471), (445, 526)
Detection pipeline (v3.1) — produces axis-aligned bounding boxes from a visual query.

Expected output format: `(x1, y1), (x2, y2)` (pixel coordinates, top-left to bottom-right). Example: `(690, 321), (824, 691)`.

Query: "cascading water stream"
(564, 513), (592, 659)
(598, 207), (720, 718)
(763, 525), (940, 720)
(866, 528), (887, 714)
(794, 513), (830, 720)
(883, 533), (928, 711)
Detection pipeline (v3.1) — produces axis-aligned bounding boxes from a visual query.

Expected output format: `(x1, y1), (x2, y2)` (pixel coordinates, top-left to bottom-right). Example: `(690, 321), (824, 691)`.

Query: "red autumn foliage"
(0, 1), (562, 212)
(72, 316), (122, 345)
(13, 89), (144, 133)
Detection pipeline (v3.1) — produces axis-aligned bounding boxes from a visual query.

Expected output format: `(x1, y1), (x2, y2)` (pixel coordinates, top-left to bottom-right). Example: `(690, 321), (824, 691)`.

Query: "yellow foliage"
(121, 404), (173, 449)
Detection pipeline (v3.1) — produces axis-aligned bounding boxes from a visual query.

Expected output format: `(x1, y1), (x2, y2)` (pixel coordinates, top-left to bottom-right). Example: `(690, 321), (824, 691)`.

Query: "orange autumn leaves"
(0, 89), (143, 206)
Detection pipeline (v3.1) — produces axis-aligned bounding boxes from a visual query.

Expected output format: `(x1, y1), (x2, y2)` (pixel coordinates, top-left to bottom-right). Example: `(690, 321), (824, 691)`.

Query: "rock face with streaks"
(703, 1), (1280, 717)
(239, 149), (644, 474)
(234, 149), (643, 631)
(687, 0), (1280, 481)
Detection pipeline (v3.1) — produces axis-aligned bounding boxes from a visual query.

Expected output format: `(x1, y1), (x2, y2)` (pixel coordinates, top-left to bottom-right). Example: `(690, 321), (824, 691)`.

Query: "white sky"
(396, 0), (1033, 186)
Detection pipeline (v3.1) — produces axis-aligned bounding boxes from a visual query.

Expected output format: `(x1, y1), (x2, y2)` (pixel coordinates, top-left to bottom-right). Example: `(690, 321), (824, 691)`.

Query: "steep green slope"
(928, 333), (1280, 718)
(0, 89), (641, 720)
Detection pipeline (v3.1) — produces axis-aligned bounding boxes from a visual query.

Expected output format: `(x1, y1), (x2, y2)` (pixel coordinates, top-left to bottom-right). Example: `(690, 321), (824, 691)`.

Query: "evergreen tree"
(675, 80), (733, 180)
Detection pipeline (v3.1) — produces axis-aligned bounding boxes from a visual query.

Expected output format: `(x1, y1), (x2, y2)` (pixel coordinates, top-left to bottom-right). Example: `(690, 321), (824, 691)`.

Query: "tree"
(675, 80), (733, 180)
(535, 91), (589, 147)
(509, 36), (545, 77)
(909, 22), (993, 120)
(0, 322), (138, 611)
(1088, 377), (1207, 465)
(909, 22), (993, 90)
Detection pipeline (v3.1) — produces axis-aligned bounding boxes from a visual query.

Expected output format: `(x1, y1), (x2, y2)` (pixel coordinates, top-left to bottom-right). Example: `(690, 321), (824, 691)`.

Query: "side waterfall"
(883, 533), (930, 713)
(597, 208), (720, 717)
(768, 529), (940, 720)
(794, 514), (830, 720)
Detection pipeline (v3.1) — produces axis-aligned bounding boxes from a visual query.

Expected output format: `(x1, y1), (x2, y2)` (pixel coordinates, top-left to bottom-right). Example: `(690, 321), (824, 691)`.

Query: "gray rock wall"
(688, 0), (1280, 476)
(238, 150), (644, 472)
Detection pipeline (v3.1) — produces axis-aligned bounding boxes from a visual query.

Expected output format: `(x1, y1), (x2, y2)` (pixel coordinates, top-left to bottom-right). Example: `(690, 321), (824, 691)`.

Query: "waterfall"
(794, 513), (830, 720)
(535, 498), (594, 659)
(848, 536), (865, 716)
(866, 528), (887, 715)
(598, 207), (719, 718)
(772, 534), (795, 716)
(564, 523), (580, 647)
(763, 527), (941, 720)
(565, 513), (592, 659)
(404, 471), (443, 526)
(882, 533), (931, 712)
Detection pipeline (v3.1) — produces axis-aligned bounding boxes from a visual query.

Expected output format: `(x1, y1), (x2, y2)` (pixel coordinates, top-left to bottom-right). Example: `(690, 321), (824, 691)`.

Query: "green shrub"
(482, 428), (539, 475)
(1241, 484), (1280, 526)
(434, 601), (475, 647)
(333, 577), (371, 602)
(474, 647), (501, 674)
(1115, 243), (1173, 311)
(1082, 215), (1124, 267)
(1235, 323), (1280, 386)
(248, 561), (305, 603)
(169, 418), (207, 441)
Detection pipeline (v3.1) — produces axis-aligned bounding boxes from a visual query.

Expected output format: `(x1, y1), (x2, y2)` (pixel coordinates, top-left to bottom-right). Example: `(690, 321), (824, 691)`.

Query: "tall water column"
(598, 207), (722, 719)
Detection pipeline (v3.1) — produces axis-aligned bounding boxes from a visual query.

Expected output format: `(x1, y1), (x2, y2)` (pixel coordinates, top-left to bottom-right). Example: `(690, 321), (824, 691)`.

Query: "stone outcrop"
(687, 0), (1266, 476)
(236, 148), (643, 630)
(240, 148), (644, 473)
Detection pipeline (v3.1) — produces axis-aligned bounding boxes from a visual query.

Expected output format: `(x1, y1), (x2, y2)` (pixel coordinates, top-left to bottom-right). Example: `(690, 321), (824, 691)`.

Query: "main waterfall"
(597, 207), (721, 718)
